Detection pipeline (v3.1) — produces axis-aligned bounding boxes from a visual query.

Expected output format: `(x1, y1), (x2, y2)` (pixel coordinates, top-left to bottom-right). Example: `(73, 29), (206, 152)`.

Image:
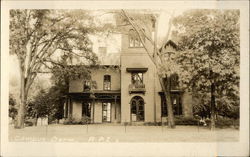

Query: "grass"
(9, 124), (239, 142)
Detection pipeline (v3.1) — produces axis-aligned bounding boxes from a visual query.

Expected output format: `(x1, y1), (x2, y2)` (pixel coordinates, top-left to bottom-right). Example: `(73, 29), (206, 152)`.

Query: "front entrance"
(131, 96), (144, 122)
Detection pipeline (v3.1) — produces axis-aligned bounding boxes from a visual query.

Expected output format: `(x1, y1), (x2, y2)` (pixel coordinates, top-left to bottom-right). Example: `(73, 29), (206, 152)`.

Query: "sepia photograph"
(1, 1), (249, 156)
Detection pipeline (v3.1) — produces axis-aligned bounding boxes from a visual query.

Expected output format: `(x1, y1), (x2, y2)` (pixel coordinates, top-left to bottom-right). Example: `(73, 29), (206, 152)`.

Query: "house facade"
(64, 16), (193, 124)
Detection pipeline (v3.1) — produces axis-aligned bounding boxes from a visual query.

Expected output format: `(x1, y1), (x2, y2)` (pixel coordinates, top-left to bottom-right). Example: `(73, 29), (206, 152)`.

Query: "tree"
(26, 89), (49, 121)
(10, 10), (98, 128)
(119, 10), (176, 128)
(172, 10), (240, 129)
(26, 86), (65, 124)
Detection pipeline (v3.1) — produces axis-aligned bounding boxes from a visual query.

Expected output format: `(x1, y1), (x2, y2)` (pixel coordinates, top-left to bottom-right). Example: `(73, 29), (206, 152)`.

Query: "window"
(103, 75), (111, 90)
(102, 102), (111, 122)
(161, 93), (182, 117)
(171, 94), (182, 115)
(84, 80), (91, 91)
(128, 29), (145, 47)
(131, 96), (144, 122)
(131, 72), (143, 84)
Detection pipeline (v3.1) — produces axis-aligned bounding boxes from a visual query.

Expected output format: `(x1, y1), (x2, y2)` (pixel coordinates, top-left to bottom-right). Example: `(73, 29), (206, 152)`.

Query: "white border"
(1, 1), (249, 156)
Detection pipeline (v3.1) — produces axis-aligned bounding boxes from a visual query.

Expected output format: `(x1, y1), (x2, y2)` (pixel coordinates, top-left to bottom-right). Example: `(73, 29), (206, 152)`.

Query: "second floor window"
(103, 75), (111, 90)
(131, 72), (143, 85)
(129, 29), (144, 47)
(84, 80), (91, 91)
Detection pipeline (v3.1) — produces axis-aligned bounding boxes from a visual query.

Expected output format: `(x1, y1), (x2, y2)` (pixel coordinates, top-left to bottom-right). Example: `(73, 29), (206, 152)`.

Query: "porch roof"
(67, 90), (121, 100)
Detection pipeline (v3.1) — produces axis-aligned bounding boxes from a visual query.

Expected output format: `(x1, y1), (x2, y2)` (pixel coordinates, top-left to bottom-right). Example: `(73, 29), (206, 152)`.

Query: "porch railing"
(128, 83), (146, 94)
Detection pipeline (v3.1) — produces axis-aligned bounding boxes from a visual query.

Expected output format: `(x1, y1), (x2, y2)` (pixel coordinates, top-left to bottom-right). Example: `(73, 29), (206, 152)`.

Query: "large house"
(63, 15), (193, 124)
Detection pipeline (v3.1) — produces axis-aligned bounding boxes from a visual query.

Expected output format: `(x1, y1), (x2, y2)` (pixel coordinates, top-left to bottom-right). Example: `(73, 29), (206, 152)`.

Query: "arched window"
(131, 96), (144, 122)
(128, 29), (145, 47)
(103, 75), (111, 90)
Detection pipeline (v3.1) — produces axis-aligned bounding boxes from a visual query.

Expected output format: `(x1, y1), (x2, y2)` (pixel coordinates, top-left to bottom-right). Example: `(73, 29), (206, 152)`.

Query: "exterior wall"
(94, 101), (102, 123)
(111, 101), (121, 123)
(91, 68), (121, 91)
(121, 53), (161, 123)
(120, 23), (154, 55)
(72, 100), (82, 121)
(120, 19), (162, 123)
(121, 32), (154, 55)
(69, 68), (120, 93)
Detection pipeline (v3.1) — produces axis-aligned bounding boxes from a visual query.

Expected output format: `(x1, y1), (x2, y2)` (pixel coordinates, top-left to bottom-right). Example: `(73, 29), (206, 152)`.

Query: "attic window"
(128, 29), (145, 47)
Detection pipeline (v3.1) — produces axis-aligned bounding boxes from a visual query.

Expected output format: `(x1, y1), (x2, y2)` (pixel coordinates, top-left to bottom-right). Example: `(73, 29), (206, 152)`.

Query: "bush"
(142, 117), (199, 126)
(63, 117), (91, 125)
(143, 122), (162, 126)
(174, 116), (199, 125)
(203, 117), (239, 129)
(216, 118), (239, 128)
(24, 120), (34, 127)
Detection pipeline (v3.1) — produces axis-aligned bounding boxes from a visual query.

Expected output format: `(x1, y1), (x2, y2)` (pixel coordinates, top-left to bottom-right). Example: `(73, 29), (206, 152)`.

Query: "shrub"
(203, 117), (239, 129)
(174, 116), (199, 125)
(63, 117), (77, 125)
(24, 120), (34, 127)
(143, 122), (162, 126)
(63, 117), (91, 125)
(216, 117), (239, 128)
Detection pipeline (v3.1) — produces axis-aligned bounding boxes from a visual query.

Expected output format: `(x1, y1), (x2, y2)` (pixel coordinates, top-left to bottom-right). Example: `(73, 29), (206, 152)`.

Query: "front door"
(131, 96), (144, 122)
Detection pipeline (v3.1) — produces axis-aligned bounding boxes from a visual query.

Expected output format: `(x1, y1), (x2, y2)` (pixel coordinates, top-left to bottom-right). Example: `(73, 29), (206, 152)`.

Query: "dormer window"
(129, 29), (145, 47)
(103, 75), (111, 90)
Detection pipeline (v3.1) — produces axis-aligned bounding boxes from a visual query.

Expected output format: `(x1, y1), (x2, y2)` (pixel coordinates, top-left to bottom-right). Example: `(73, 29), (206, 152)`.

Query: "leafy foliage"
(172, 10), (240, 120)
(9, 94), (18, 119)
(26, 86), (65, 123)
(10, 9), (99, 128)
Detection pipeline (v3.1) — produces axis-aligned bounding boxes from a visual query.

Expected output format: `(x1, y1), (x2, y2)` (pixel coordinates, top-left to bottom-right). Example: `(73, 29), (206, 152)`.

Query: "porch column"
(114, 95), (117, 121)
(67, 98), (71, 118)
(91, 99), (95, 123)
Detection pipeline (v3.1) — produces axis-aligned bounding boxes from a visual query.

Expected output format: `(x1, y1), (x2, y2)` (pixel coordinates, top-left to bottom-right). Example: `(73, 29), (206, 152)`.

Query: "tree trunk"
(35, 114), (38, 126)
(210, 83), (216, 130)
(15, 74), (27, 129)
(165, 76), (175, 128)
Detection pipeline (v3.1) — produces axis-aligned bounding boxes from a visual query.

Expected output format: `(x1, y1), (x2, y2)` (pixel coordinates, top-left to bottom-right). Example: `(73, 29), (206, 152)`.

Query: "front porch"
(64, 90), (121, 123)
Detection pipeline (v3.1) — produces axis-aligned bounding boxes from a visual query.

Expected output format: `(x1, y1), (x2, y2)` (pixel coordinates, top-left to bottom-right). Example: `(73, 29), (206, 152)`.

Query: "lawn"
(9, 124), (239, 142)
